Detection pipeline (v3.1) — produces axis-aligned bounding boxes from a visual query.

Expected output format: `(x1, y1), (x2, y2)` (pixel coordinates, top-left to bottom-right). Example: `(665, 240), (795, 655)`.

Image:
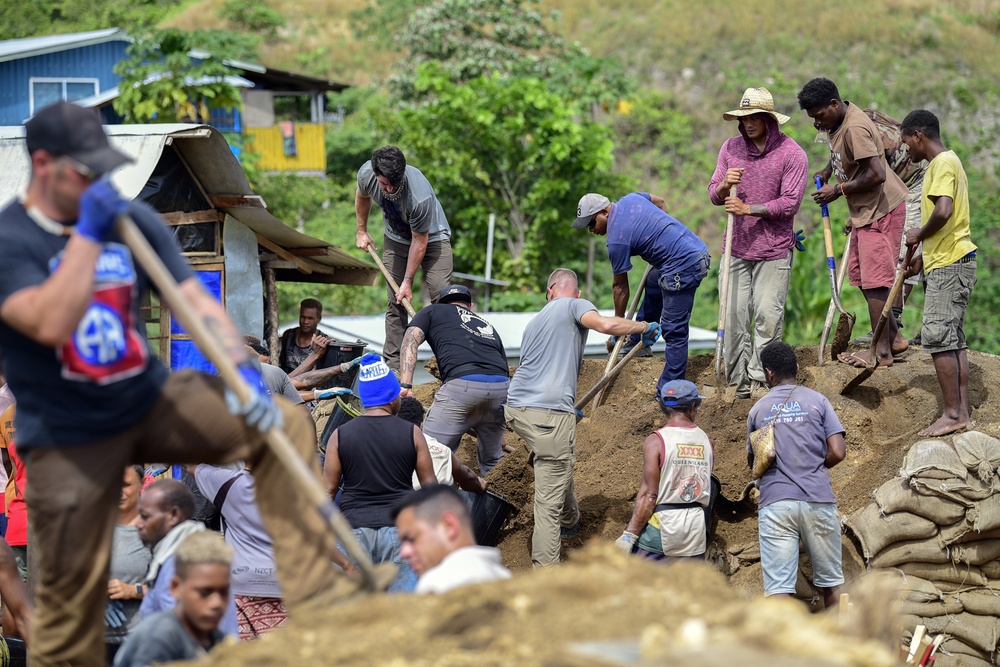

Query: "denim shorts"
(758, 500), (844, 596)
(337, 526), (418, 593)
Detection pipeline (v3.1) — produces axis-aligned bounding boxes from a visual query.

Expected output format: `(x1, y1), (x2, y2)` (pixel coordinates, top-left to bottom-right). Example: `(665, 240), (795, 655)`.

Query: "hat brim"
(571, 214), (595, 230)
(723, 109), (790, 125)
(439, 294), (471, 305)
(70, 145), (133, 177)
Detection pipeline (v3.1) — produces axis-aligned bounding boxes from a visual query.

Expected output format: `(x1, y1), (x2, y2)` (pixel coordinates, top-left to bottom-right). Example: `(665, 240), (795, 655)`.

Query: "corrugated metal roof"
(0, 123), (378, 286)
(0, 28), (128, 64)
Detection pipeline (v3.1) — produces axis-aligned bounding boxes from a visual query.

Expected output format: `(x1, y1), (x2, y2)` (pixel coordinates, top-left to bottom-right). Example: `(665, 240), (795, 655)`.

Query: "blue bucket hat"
(658, 380), (706, 408)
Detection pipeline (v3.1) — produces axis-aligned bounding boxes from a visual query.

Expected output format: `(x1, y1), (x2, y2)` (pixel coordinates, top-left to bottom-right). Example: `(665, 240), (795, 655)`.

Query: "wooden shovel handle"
(366, 245), (416, 318)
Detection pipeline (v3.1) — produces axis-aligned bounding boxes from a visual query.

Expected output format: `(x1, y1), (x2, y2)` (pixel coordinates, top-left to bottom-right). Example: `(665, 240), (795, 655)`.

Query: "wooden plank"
(288, 247), (330, 257)
(264, 267), (279, 366)
(210, 194), (266, 209)
(162, 210), (224, 225)
(263, 260), (300, 270)
(256, 235), (312, 274)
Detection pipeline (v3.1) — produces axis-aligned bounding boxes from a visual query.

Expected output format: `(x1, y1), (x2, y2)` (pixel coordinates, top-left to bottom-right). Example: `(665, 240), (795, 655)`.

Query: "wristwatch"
(135, 584), (143, 598)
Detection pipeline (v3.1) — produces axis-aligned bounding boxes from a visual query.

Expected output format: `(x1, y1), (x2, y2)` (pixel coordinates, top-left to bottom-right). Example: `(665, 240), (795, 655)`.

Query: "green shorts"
(922, 259), (976, 354)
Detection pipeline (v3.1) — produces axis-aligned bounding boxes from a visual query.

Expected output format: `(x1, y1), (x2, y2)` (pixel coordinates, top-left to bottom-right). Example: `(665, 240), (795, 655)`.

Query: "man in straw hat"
(708, 87), (808, 399)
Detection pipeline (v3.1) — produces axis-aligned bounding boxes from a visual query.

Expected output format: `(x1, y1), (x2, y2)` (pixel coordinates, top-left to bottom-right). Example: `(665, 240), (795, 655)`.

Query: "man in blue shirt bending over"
(573, 192), (710, 393)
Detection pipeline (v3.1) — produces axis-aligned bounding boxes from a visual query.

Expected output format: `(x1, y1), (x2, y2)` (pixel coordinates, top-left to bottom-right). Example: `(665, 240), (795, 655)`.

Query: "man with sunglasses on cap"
(399, 284), (509, 476)
(0, 102), (345, 667)
(708, 87), (808, 399)
(616, 380), (714, 561)
(572, 191), (709, 395)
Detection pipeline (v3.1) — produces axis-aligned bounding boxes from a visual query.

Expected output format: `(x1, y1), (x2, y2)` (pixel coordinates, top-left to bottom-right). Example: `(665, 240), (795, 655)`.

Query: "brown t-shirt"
(829, 102), (908, 228)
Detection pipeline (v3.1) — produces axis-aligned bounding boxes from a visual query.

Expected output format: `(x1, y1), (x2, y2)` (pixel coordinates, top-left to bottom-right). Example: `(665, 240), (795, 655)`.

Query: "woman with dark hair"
(105, 465), (150, 664)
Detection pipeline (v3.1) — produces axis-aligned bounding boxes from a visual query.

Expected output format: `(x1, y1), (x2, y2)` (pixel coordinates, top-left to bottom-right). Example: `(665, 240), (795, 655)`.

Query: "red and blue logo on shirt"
(50, 243), (149, 385)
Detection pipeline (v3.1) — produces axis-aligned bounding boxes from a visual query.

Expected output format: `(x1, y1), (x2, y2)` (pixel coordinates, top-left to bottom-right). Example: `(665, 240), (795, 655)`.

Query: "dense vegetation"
(5, 0), (1000, 350)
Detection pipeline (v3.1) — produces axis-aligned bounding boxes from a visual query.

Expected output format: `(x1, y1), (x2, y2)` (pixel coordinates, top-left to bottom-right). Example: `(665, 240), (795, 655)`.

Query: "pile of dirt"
(482, 345), (1000, 603)
(198, 545), (899, 667)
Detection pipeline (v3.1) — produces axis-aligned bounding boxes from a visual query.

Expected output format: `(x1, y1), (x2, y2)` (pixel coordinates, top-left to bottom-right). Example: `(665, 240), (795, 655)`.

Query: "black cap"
(25, 102), (132, 177)
(438, 284), (472, 304)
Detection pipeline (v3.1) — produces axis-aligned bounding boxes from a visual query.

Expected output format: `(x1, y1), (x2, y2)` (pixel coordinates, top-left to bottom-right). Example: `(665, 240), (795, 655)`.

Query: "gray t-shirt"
(746, 384), (845, 508)
(108, 524), (152, 644)
(506, 297), (596, 412)
(357, 162), (451, 245)
(114, 609), (225, 667)
(261, 363), (304, 405)
(193, 466), (282, 597)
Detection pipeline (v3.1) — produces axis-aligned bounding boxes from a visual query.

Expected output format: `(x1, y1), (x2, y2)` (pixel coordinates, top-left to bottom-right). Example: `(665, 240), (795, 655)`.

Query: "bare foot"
(918, 415), (972, 437)
(838, 350), (893, 368)
(892, 336), (909, 356)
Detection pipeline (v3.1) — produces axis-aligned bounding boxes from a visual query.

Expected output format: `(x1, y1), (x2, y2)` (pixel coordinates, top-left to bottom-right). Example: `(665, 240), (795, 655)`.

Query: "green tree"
(113, 29), (246, 124)
(219, 0), (284, 41)
(383, 63), (622, 287)
(0, 0), (182, 40)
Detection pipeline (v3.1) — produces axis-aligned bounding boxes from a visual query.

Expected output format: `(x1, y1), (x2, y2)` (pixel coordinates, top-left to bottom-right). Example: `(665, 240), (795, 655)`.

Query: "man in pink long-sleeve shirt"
(708, 87), (808, 399)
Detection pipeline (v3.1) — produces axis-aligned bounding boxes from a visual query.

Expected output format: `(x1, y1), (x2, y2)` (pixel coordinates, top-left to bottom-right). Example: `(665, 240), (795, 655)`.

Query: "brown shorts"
(848, 201), (906, 289)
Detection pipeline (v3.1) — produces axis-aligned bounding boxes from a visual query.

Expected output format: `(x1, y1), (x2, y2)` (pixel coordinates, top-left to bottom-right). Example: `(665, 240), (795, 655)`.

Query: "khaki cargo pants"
(504, 405), (580, 567)
(25, 370), (340, 667)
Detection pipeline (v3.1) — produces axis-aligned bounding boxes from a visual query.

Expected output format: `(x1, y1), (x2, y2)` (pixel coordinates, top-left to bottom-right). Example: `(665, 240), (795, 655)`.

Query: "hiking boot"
(619, 340), (653, 358)
(560, 518), (582, 540)
(750, 380), (769, 399)
(850, 331), (873, 346)
(909, 332), (922, 347)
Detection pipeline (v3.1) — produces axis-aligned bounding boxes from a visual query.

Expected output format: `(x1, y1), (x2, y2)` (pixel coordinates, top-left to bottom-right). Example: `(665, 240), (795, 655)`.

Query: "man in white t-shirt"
(393, 485), (510, 594)
(397, 397), (486, 493)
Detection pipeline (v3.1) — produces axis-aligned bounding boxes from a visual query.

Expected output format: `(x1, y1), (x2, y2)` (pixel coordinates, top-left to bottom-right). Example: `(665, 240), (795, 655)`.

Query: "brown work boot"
(750, 380), (769, 400)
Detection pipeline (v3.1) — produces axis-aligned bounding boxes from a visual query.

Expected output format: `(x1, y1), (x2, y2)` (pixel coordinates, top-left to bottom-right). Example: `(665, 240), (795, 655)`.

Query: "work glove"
(314, 387), (353, 401)
(339, 357), (362, 373)
(225, 360), (283, 433)
(77, 178), (129, 244)
(641, 322), (661, 347)
(794, 229), (806, 252)
(615, 531), (639, 554)
(575, 408), (584, 423)
(104, 600), (128, 629)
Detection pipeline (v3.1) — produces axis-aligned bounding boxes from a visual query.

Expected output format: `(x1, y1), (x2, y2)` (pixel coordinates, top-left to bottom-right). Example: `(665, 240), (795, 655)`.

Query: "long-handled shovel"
(575, 341), (648, 411)
(818, 176), (856, 361)
(594, 264), (652, 408)
(116, 215), (386, 592)
(841, 245), (915, 395)
(365, 244), (416, 318)
(715, 188), (735, 387)
(818, 227), (852, 365)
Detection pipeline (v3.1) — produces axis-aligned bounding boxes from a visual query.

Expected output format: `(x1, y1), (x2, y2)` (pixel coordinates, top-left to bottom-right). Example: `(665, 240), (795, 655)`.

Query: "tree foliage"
(113, 29), (247, 124)
(0, 0), (181, 40)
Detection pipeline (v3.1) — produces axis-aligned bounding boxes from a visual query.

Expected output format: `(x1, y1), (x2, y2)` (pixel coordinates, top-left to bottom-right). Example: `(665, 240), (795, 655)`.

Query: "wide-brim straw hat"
(723, 87), (790, 125)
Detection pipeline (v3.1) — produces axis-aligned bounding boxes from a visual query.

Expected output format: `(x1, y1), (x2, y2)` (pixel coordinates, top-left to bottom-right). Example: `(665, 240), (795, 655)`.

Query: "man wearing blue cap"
(323, 353), (437, 592)
(616, 380), (714, 561)
(573, 192), (710, 394)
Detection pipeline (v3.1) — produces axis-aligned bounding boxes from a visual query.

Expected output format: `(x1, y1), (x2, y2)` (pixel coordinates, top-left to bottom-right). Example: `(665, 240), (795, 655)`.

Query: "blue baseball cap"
(658, 380), (705, 408)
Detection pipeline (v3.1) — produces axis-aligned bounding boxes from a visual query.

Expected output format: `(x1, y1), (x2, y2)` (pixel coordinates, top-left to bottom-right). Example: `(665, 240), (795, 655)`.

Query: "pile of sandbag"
(844, 431), (1000, 667)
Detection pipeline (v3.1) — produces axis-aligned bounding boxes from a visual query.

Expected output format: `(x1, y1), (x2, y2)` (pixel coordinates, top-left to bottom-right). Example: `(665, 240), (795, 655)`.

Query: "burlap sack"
(939, 517), (976, 548)
(875, 477), (969, 524)
(981, 560), (1000, 579)
(958, 589), (1000, 616)
(901, 439), (969, 481)
(845, 504), (938, 559)
(936, 642), (995, 667)
(900, 597), (964, 617)
(897, 561), (987, 587)
(953, 527), (1000, 545)
(970, 494), (1000, 534)
(951, 539), (1000, 567)
(921, 613), (1000, 654)
(954, 431), (1000, 484)
(912, 477), (992, 504)
(870, 539), (950, 568)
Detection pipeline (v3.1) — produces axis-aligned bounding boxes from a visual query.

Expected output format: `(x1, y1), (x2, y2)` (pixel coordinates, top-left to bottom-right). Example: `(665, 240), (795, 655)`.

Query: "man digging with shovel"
(0, 102), (349, 667)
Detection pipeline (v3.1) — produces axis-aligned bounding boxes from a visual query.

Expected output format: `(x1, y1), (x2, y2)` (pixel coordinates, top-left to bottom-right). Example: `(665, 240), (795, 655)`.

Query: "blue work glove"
(615, 531), (638, 554)
(641, 322), (661, 347)
(77, 178), (128, 244)
(104, 600), (127, 628)
(795, 229), (806, 252)
(314, 387), (353, 401)
(575, 408), (585, 423)
(225, 360), (283, 433)
(340, 357), (362, 372)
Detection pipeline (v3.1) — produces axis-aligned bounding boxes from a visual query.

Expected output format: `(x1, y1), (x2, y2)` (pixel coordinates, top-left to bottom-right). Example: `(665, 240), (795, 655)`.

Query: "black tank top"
(337, 414), (416, 529)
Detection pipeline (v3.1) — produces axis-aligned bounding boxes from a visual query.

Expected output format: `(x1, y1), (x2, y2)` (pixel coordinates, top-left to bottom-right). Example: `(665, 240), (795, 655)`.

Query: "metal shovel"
(818, 176), (856, 361)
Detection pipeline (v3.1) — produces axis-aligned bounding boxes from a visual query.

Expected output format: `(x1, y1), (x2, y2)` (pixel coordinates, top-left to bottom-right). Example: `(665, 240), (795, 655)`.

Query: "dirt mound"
(484, 345), (1000, 600)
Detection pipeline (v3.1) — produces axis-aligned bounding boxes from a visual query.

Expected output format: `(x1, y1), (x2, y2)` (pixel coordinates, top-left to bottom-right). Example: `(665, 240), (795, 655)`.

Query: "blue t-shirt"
(605, 192), (708, 279)
(746, 384), (845, 507)
(0, 200), (193, 448)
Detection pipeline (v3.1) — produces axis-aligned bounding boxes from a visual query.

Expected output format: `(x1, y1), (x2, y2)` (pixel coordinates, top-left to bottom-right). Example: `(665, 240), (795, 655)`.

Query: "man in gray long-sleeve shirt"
(708, 87), (808, 399)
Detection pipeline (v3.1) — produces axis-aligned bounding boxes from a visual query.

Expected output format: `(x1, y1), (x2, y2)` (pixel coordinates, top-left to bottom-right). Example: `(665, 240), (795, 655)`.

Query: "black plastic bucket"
(463, 490), (517, 546)
(4, 636), (26, 667)
(316, 340), (367, 389)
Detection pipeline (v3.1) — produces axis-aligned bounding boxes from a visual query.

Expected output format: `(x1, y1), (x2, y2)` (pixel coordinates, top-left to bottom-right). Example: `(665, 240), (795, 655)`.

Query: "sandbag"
(898, 561), (987, 587)
(845, 504), (938, 559)
(893, 572), (944, 603)
(954, 431), (1000, 484)
(900, 597), (963, 617)
(912, 477), (992, 504)
(922, 613), (1000, 654)
(874, 477), (969, 524)
(901, 439), (969, 481)
(939, 517), (976, 548)
(952, 539), (1000, 567)
(970, 494), (1000, 534)
(869, 539), (950, 568)
(953, 526), (1000, 545)
(981, 561), (1000, 579)
(935, 645), (995, 667)
(958, 589), (1000, 616)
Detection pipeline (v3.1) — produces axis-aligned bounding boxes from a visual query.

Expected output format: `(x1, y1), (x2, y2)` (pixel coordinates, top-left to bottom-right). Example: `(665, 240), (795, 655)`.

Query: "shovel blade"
(830, 311), (856, 361)
(841, 362), (876, 394)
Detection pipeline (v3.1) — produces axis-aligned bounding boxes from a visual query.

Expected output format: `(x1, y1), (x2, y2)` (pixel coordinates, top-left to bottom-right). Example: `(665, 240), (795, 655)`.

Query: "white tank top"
(653, 424), (713, 507)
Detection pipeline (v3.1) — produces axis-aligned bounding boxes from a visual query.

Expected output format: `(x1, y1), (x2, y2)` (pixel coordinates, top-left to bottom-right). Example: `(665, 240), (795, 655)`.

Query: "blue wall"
(0, 40), (129, 124)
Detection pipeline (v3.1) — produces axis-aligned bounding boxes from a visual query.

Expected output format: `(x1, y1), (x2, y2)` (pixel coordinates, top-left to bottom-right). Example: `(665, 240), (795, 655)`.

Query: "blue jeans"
(758, 500), (844, 596)
(337, 526), (418, 593)
(634, 253), (710, 392)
